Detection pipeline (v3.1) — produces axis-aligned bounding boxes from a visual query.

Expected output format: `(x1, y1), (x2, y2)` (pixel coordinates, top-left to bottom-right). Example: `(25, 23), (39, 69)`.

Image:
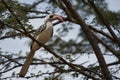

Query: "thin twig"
(0, 54), (22, 66)
(0, 65), (20, 74)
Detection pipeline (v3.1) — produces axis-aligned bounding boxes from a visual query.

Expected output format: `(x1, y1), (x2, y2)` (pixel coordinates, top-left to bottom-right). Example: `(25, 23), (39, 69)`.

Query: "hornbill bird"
(19, 14), (63, 77)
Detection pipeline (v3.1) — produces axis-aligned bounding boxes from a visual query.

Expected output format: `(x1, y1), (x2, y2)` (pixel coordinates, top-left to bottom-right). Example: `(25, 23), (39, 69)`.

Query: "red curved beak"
(53, 15), (64, 22)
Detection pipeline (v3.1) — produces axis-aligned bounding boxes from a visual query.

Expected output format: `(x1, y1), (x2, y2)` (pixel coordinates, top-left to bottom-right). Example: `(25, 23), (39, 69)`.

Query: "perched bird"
(19, 14), (63, 77)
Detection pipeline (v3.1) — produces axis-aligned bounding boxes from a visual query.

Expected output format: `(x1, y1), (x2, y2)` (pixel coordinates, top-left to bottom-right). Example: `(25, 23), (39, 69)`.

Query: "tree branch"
(0, 54), (22, 66)
(0, 65), (20, 74)
(27, 16), (46, 19)
(92, 32), (120, 60)
(0, 20), (97, 80)
(27, 10), (49, 14)
(1, 0), (27, 32)
(88, 0), (120, 47)
(88, 25), (114, 41)
(0, 30), (35, 40)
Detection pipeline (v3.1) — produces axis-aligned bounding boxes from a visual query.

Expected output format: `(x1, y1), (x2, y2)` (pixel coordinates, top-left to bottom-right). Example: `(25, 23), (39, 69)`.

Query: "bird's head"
(44, 14), (64, 23)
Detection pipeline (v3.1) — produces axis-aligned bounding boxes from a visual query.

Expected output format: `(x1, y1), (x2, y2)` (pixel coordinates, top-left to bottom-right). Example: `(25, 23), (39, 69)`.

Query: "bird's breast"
(36, 27), (53, 44)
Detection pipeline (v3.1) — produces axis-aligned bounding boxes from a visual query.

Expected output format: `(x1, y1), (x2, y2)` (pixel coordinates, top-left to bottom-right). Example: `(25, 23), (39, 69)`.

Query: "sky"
(0, 0), (120, 80)
(106, 0), (120, 11)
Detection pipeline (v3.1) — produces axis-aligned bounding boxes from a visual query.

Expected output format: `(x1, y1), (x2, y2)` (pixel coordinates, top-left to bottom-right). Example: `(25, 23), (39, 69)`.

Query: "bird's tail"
(19, 50), (35, 77)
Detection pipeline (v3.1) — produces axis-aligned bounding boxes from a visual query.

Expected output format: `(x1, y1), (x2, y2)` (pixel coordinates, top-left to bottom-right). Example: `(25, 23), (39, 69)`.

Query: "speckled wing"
(34, 24), (46, 38)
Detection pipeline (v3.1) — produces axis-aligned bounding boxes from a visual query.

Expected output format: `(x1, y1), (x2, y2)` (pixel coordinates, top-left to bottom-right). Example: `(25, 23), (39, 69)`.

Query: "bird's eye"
(49, 15), (54, 18)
